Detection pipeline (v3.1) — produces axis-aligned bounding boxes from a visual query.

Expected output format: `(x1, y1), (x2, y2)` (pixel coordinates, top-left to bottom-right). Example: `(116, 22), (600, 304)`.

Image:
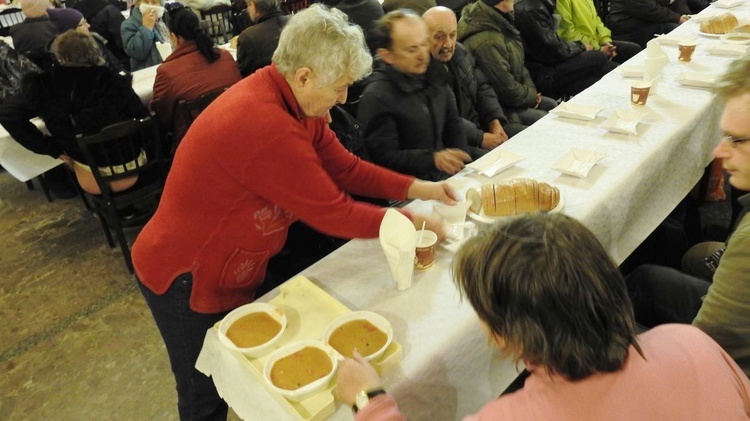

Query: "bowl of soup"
(218, 303), (287, 358)
(263, 339), (339, 402)
(323, 311), (393, 361)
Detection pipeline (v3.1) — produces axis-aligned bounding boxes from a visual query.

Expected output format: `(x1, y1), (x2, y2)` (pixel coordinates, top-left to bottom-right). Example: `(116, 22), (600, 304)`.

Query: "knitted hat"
(19, 0), (51, 18)
(48, 8), (85, 33)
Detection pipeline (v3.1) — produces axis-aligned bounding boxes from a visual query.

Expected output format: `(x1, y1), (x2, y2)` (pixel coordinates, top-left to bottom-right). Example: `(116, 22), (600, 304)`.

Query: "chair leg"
(26, 180), (34, 191)
(36, 175), (54, 202)
(110, 217), (135, 274)
(93, 204), (116, 248)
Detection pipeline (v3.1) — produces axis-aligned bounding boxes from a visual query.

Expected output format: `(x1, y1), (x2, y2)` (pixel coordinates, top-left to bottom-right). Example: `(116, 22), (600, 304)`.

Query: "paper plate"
(467, 195), (564, 224)
(676, 73), (720, 88)
(465, 150), (524, 177)
(551, 102), (603, 121)
(551, 148), (607, 178)
(601, 108), (649, 135)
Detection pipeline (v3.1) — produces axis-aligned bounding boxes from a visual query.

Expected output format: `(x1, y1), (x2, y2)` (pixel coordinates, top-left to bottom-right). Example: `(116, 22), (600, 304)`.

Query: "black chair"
(76, 117), (166, 273)
(0, 8), (24, 37)
(200, 4), (234, 45)
(593, 0), (610, 22)
(166, 86), (229, 154)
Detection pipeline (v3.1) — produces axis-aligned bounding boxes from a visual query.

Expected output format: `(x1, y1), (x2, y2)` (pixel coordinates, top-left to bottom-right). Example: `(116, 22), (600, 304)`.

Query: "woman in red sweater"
(131, 4), (456, 420)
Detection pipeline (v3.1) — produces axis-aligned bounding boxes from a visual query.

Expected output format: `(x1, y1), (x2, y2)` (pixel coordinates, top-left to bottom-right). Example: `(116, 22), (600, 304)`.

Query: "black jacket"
(73, 0), (128, 65)
(19, 65), (148, 163)
(236, 10), (290, 77)
(320, 0), (383, 52)
(357, 59), (470, 181)
(608, 0), (690, 34)
(446, 43), (509, 148)
(513, 0), (585, 68)
(9, 16), (57, 56)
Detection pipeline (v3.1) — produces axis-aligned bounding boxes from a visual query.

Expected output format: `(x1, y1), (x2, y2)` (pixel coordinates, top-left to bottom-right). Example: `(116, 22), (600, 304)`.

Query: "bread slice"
(700, 13), (738, 34)
(494, 182), (516, 216)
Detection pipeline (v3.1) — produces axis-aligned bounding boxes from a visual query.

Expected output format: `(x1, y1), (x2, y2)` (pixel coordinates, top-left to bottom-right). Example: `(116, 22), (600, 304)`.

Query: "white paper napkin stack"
(644, 40), (669, 83)
(379, 209), (417, 290)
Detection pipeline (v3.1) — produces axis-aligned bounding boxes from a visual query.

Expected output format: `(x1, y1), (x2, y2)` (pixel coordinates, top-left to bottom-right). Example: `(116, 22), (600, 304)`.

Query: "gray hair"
(273, 4), (372, 87)
(715, 54), (750, 102)
(250, 0), (281, 14)
(53, 30), (105, 66)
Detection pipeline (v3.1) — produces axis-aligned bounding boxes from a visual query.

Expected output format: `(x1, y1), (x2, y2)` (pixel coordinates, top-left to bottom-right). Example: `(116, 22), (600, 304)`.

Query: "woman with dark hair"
(336, 213), (750, 420)
(150, 5), (241, 146)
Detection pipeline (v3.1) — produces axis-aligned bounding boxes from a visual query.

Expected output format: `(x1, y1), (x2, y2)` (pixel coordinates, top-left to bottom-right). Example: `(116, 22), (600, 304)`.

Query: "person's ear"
(377, 48), (394, 65)
(292, 67), (314, 90)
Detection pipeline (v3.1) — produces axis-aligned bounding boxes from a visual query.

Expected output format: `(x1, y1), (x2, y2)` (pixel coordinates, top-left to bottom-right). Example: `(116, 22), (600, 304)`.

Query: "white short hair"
(273, 4), (373, 87)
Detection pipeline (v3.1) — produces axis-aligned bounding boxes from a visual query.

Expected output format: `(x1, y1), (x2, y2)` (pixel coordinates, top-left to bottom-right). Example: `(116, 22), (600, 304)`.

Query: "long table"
(201, 4), (744, 419)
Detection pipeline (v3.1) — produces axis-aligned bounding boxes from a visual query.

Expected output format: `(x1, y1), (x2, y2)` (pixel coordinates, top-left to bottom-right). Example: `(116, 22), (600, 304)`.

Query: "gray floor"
(0, 172), (241, 421)
(0, 169), (732, 421)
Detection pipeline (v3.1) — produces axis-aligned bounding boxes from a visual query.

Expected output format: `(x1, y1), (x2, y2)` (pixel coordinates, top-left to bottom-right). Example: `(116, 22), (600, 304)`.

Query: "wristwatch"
(352, 388), (387, 413)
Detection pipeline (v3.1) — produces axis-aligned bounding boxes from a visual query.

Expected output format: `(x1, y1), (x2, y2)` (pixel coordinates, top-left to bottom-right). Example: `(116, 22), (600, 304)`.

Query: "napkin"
(706, 44), (749, 55)
(465, 150), (524, 177)
(434, 201), (472, 243)
(676, 73), (720, 88)
(714, 0), (745, 8)
(551, 102), (603, 120)
(379, 209), (416, 290)
(643, 40), (669, 83)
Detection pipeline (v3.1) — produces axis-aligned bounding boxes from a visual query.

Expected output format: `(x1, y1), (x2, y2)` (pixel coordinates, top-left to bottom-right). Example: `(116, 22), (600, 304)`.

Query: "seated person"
(687, 0), (710, 13)
(48, 8), (127, 74)
(608, 0), (690, 48)
(318, 0), (384, 52)
(236, 0), (289, 77)
(458, 0), (557, 126)
(72, 0), (129, 69)
(10, 0), (56, 69)
(358, 10), (471, 181)
(423, 6), (526, 155)
(382, 0), (436, 14)
(336, 213), (750, 420)
(121, 0), (167, 70)
(555, 0), (641, 64)
(626, 55), (750, 378)
(514, 0), (618, 99)
(150, 6), (241, 146)
(20, 31), (149, 194)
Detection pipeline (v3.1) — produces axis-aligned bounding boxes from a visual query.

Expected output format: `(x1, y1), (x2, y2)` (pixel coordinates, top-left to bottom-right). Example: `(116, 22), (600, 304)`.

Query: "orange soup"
(270, 346), (333, 390)
(328, 319), (388, 359)
(226, 312), (282, 348)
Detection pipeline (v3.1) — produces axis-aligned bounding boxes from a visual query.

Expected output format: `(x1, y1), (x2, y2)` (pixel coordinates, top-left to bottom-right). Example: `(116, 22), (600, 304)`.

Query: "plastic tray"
(220, 276), (403, 421)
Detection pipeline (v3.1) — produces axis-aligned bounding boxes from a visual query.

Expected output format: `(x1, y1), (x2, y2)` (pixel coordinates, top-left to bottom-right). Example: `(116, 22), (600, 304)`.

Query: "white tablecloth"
(200, 4), (747, 419)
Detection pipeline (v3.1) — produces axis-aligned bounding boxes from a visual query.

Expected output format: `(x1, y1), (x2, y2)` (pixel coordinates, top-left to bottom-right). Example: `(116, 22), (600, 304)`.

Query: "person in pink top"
(336, 213), (750, 420)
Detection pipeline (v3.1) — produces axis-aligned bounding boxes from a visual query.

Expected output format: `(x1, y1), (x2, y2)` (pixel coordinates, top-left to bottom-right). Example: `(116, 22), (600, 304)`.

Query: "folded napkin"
(707, 44), (749, 55)
(379, 209), (416, 290)
(619, 65), (645, 78)
(644, 40), (669, 82)
(551, 102), (603, 120)
(676, 72), (720, 88)
(714, 0), (745, 8)
(465, 150), (524, 177)
(434, 201), (472, 243)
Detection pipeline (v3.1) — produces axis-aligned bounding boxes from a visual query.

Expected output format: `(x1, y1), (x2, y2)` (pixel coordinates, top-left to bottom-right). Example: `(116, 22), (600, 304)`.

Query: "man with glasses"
(626, 55), (750, 378)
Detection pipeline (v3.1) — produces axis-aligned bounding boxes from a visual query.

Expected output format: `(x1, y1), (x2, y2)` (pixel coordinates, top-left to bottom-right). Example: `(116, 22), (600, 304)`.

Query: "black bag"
(0, 40), (41, 104)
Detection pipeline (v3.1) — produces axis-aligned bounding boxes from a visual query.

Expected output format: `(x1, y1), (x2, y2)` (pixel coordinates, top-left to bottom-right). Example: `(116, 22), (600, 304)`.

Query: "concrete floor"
(0, 172), (241, 421)
(0, 168), (732, 421)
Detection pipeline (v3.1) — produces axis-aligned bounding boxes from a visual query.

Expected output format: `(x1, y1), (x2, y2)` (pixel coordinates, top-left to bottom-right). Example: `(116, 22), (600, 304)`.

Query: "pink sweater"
(359, 324), (750, 421)
(132, 65), (414, 313)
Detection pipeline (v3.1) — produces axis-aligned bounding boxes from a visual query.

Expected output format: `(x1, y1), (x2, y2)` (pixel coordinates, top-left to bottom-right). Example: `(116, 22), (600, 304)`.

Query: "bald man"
(424, 6), (526, 153)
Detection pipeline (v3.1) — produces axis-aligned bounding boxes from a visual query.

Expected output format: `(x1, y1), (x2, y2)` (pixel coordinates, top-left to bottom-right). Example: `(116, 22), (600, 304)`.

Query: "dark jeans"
(137, 274), (230, 421)
(532, 50), (618, 98)
(611, 40), (642, 64)
(625, 264), (710, 328)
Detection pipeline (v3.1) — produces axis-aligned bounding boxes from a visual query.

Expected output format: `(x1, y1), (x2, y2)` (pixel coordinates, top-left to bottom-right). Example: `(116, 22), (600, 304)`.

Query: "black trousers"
(532, 50), (618, 99)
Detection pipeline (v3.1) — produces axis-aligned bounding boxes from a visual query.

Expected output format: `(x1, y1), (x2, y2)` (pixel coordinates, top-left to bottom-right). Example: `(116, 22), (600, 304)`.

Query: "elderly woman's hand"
(142, 8), (157, 30)
(407, 179), (459, 205)
(335, 350), (383, 406)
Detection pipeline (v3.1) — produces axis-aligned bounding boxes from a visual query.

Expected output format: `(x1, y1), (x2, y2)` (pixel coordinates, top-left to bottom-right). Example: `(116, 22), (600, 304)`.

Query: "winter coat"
(73, 0), (128, 65)
(458, 1), (538, 110)
(9, 16), (57, 56)
(607, 0), (690, 35)
(514, 0), (586, 69)
(121, 6), (164, 71)
(236, 10), (289, 77)
(357, 59), (469, 181)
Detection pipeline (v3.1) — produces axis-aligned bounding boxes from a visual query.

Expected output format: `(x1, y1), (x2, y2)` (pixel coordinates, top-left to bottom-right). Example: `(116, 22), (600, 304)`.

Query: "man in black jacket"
(423, 6), (526, 155)
(608, 0), (690, 48)
(358, 10), (471, 181)
(72, 0), (128, 69)
(514, 0), (617, 99)
(236, 0), (289, 77)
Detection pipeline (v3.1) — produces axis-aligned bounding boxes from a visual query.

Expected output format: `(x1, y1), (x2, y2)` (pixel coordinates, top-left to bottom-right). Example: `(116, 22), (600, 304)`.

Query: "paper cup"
(678, 42), (697, 62)
(630, 81), (651, 106)
(414, 230), (438, 270)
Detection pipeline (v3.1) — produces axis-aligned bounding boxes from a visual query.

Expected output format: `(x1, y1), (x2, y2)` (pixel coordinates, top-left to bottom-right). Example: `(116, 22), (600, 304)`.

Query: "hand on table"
(434, 148), (471, 175)
(335, 350), (383, 407)
(407, 179), (459, 205)
(481, 132), (507, 150)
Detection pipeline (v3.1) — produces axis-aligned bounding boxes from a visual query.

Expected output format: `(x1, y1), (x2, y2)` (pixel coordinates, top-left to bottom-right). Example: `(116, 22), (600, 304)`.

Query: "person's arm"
(0, 90), (64, 158)
(358, 91), (440, 177)
(693, 222), (750, 373)
(622, 0), (683, 23)
(149, 66), (175, 132)
(121, 18), (157, 61)
(473, 43), (537, 109)
(336, 351), (408, 421)
(514, 3), (586, 64)
(473, 65), (508, 127)
(235, 33), (256, 77)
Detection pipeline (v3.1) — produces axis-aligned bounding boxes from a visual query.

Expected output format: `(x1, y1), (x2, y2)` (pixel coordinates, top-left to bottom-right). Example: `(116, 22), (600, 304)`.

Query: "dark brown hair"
(370, 9), (420, 51)
(52, 30), (104, 66)
(452, 213), (642, 380)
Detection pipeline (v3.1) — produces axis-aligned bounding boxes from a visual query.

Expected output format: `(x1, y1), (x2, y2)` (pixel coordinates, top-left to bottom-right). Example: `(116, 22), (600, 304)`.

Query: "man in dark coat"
(72, 0), (128, 69)
(607, 0), (690, 48)
(514, 0), (617, 99)
(236, 0), (290, 77)
(319, 0), (383, 52)
(358, 10), (471, 181)
(423, 6), (526, 156)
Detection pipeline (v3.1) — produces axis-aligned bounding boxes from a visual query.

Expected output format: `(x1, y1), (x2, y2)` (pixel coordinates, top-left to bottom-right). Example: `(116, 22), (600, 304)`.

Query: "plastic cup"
(414, 230), (438, 270)
(678, 42), (697, 62)
(630, 81), (651, 106)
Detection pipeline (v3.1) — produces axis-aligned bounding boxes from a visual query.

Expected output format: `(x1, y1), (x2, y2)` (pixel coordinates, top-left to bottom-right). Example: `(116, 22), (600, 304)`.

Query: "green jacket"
(555, 0), (612, 50)
(457, 1), (538, 110)
(693, 194), (750, 378)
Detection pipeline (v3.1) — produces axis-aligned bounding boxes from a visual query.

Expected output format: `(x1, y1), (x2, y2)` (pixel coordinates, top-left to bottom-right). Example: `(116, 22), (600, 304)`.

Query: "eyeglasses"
(723, 134), (750, 147)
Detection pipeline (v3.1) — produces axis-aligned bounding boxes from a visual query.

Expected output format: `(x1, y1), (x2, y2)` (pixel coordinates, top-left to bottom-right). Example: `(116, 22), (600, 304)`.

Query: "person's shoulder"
(639, 324), (716, 349)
